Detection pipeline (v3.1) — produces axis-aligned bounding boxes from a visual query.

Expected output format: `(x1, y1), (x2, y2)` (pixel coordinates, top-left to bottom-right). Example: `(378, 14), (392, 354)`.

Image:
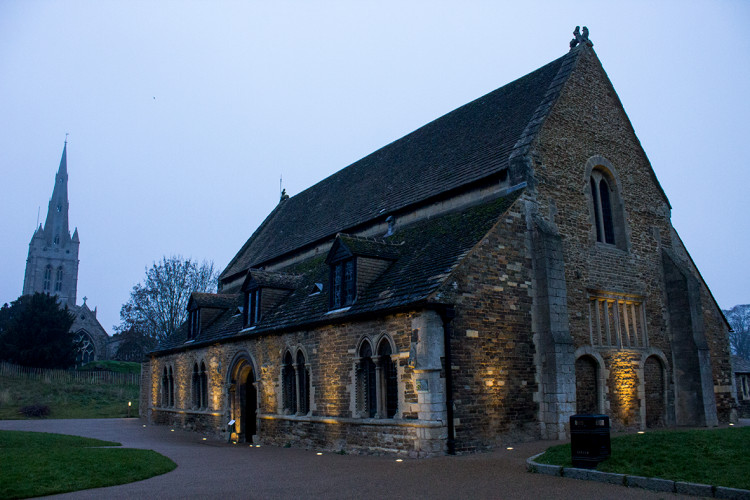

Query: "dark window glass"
(296, 351), (309, 415)
(379, 341), (398, 418)
(55, 267), (63, 292)
(247, 289), (262, 326)
(590, 178), (602, 242)
(43, 266), (52, 291)
(599, 179), (615, 244)
(200, 362), (208, 409)
(358, 342), (376, 418)
(283, 352), (296, 414)
(192, 363), (201, 408)
(331, 259), (355, 309)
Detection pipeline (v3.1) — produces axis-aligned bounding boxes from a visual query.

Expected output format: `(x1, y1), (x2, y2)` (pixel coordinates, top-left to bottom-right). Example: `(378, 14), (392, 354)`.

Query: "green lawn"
(535, 426), (750, 490)
(0, 431), (176, 499)
(0, 375), (139, 419)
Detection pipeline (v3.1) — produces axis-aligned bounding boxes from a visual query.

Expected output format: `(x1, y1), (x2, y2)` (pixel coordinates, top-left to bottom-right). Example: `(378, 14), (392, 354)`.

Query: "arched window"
(590, 172), (615, 245)
(296, 350), (310, 415)
(200, 362), (208, 409)
(282, 351), (297, 414)
(43, 265), (52, 291)
(357, 341), (377, 418)
(378, 339), (398, 418)
(356, 338), (397, 419)
(74, 331), (95, 365)
(55, 266), (63, 292)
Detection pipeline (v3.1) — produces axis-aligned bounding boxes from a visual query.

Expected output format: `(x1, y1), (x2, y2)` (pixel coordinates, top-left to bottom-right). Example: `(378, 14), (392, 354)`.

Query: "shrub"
(19, 404), (51, 418)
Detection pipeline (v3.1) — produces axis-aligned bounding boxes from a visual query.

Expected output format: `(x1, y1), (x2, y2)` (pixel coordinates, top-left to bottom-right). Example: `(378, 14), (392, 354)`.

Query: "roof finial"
(65, 132), (69, 144)
(569, 26), (592, 50)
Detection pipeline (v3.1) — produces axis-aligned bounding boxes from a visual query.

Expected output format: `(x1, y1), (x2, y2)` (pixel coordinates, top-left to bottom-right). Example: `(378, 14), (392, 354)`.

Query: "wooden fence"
(0, 361), (140, 386)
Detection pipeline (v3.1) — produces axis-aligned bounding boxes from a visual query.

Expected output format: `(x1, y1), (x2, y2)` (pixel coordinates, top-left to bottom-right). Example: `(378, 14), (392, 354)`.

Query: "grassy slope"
(0, 375), (139, 419)
(536, 427), (750, 490)
(0, 431), (176, 499)
(79, 361), (141, 374)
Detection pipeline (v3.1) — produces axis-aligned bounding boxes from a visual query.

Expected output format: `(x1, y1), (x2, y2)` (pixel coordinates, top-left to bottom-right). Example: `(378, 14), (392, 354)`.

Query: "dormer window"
(331, 258), (355, 309)
(246, 288), (262, 326)
(188, 308), (200, 340)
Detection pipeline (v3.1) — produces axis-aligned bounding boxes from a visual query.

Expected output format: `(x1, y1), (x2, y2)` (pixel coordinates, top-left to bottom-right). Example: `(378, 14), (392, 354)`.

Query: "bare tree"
(725, 304), (750, 361)
(117, 256), (219, 344)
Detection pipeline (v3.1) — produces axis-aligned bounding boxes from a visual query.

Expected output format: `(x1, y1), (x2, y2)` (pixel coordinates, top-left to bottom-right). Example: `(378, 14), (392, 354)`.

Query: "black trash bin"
(570, 414), (611, 469)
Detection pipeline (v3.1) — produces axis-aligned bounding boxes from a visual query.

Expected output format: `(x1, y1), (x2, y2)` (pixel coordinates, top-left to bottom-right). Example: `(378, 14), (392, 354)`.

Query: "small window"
(296, 351), (310, 415)
(55, 266), (63, 292)
(378, 340), (398, 418)
(43, 266), (52, 291)
(200, 362), (208, 409)
(357, 342), (377, 418)
(192, 362), (209, 409)
(188, 309), (200, 340)
(247, 289), (262, 326)
(162, 366), (175, 407)
(330, 258), (355, 309)
(282, 351), (296, 414)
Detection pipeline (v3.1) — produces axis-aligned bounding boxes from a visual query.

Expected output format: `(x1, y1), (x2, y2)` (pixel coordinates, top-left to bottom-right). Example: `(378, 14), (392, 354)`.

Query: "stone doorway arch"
(228, 355), (257, 443)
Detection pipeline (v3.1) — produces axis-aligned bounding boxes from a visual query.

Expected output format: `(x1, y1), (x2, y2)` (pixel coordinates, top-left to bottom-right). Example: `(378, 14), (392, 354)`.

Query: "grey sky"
(1, 1), (748, 333)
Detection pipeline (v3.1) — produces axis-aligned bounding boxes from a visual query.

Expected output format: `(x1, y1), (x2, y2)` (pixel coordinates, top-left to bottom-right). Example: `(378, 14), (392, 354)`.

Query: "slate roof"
(155, 190), (521, 353)
(243, 270), (303, 290)
(733, 356), (750, 374)
(221, 49), (579, 280)
(333, 234), (401, 261)
(188, 293), (239, 310)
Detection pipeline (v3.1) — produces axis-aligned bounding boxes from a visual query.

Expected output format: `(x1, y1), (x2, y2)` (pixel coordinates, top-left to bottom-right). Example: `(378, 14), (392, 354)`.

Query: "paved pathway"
(0, 418), (690, 499)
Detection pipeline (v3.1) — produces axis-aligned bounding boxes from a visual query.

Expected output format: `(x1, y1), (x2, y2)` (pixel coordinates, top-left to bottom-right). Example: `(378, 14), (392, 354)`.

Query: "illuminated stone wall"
(527, 45), (732, 430)
(433, 199), (540, 451)
(145, 310), (450, 456)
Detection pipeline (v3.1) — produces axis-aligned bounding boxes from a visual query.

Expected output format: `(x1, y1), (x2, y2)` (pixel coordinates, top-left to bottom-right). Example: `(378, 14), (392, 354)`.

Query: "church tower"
(22, 142), (80, 307)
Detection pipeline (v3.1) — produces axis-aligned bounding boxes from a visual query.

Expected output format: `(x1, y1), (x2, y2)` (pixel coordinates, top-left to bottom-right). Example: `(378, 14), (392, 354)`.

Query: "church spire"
(42, 141), (70, 245)
(22, 140), (80, 307)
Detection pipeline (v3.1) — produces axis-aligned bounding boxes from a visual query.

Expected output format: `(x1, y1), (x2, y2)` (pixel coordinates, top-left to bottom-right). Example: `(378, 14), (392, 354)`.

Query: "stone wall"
(526, 45), (731, 429)
(433, 198), (540, 451)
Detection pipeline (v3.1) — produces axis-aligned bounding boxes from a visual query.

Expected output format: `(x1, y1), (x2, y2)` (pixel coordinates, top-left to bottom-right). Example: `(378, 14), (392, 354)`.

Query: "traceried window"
(355, 337), (398, 419)
(590, 171), (615, 245)
(55, 266), (63, 292)
(74, 330), (95, 365)
(43, 265), (52, 291)
(330, 258), (355, 309)
(588, 293), (648, 348)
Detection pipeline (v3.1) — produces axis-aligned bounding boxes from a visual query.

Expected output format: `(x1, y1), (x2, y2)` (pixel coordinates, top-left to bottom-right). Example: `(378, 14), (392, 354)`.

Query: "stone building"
(142, 32), (733, 456)
(22, 142), (111, 362)
(732, 356), (750, 418)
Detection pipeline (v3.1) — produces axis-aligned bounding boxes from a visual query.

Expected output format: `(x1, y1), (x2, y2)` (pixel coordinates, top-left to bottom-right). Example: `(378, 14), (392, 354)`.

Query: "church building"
(23, 142), (110, 363)
(142, 32), (733, 456)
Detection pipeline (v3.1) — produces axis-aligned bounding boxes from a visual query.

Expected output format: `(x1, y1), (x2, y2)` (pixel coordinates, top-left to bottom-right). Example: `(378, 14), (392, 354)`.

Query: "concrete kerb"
(526, 454), (750, 499)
